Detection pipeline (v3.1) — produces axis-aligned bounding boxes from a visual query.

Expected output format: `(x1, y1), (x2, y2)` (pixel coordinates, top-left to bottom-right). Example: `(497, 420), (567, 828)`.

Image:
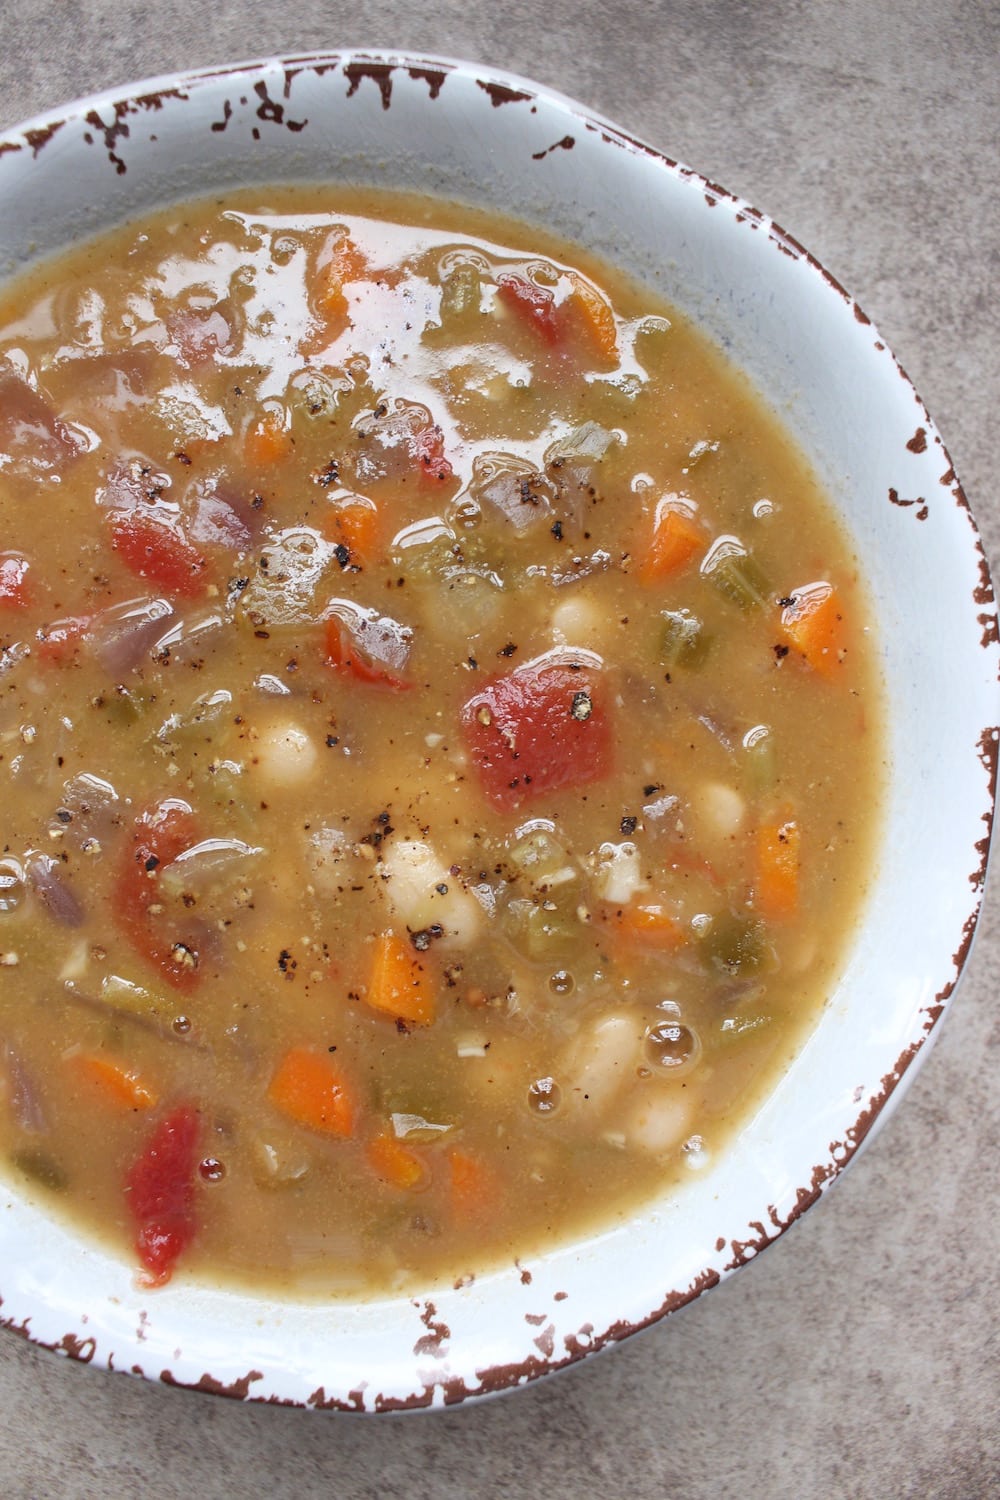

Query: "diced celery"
(701, 536), (771, 611)
(659, 609), (710, 670)
(502, 895), (580, 963)
(439, 264), (482, 325)
(742, 724), (776, 792)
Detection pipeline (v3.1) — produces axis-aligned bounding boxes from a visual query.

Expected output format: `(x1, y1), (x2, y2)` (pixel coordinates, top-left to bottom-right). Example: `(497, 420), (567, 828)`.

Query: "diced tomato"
(114, 801), (203, 993)
(110, 512), (209, 598)
(461, 655), (613, 808)
(411, 424), (454, 483)
(0, 553), (32, 609)
(323, 610), (412, 690)
(167, 307), (232, 365)
(124, 1103), (201, 1286)
(35, 614), (90, 664)
(496, 274), (562, 347)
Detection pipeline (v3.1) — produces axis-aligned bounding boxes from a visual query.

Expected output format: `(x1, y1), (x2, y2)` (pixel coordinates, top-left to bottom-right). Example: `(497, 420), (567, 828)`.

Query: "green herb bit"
(701, 537), (771, 611)
(11, 1148), (67, 1192)
(660, 609), (710, 670)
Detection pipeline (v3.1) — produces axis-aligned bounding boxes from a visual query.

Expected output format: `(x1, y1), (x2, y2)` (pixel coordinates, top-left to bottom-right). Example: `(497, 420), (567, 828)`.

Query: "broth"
(0, 190), (882, 1296)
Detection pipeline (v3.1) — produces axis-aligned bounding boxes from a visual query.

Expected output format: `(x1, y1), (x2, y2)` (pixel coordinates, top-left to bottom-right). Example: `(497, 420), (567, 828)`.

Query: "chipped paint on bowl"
(0, 52), (996, 1410)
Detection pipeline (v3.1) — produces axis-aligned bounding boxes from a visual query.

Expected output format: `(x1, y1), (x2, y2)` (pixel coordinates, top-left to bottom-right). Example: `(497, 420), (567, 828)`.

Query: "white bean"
(563, 1013), (643, 1114)
(251, 719), (319, 788)
(379, 838), (482, 946)
(625, 1088), (694, 1154)
(693, 781), (746, 840)
(550, 592), (610, 651)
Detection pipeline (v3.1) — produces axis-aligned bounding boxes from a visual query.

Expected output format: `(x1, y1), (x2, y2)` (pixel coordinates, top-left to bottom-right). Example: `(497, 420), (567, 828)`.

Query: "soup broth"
(0, 190), (882, 1296)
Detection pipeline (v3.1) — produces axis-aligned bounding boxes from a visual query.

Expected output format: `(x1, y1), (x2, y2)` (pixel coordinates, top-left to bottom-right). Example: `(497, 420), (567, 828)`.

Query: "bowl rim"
(0, 48), (996, 1412)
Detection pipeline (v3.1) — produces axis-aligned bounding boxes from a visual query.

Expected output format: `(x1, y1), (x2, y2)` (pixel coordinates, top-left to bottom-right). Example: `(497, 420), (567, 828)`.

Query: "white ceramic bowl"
(0, 52), (996, 1410)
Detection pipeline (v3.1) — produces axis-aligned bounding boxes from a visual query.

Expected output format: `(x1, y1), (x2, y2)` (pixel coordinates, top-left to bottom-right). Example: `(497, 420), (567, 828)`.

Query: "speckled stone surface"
(0, 3), (997, 1495)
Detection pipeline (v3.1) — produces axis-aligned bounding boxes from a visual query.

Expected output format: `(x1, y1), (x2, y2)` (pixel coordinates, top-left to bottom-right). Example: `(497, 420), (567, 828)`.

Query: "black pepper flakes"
(620, 815), (638, 836)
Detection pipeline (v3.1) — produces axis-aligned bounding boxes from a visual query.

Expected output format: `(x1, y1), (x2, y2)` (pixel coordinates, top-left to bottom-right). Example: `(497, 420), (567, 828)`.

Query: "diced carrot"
(448, 1147), (495, 1224)
(72, 1054), (158, 1111)
(639, 500), (705, 583)
(267, 1047), (356, 1137)
(780, 583), (848, 679)
(365, 932), (434, 1026)
(567, 273), (618, 361)
(245, 407), (292, 467)
(313, 237), (369, 326)
(321, 498), (381, 565)
(755, 819), (800, 919)
(610, 902), (687, 951)
(367, 1132), (428, 1191)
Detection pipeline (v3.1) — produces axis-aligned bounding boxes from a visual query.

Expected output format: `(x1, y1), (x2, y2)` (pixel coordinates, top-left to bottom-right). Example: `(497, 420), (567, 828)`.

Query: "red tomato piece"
(125, 1104), (201, 1286)
(115, 801), (204, 993)
(410, 424), (454, 483)
(111, 512), (208, 598)
(35, 614), (91, 664)
(323, 611), (412, 690)
(496, 274), (562, 347)
(461, 656), (613, 808)
(0, 553), (31, 609)
(166, 307), (232, 365)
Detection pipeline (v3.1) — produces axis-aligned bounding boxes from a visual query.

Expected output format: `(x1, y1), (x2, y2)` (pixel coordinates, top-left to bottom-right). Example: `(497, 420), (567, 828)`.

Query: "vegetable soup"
(0, 191), (882, 1295)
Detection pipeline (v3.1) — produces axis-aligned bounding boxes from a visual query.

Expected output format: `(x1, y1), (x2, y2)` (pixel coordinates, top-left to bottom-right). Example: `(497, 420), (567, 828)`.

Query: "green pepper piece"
(702, 915), (768, 976)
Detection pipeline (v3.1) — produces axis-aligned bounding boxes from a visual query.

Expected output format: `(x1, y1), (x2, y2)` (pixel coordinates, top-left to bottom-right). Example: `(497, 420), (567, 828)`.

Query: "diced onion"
(591, 841), (647, 905)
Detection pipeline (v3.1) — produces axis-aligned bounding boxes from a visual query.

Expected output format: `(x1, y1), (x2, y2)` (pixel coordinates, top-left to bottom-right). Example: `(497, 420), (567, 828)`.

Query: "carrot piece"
(72, 1054), (158, 1111)
(639, 500), (705, 583)
(320, 498), (381, 565)
(567, 273), (618, 361)
(367, 1132), (429, 1191)
(610, 902), (687, 951)
(448, 1148), (495, 1224)
(366, 932), (434, 1026)
(267, 1047), (356, 1137)
(245, 408), (292, 467)
(755, 819), (800, 919)
(780, 583), (848, 679)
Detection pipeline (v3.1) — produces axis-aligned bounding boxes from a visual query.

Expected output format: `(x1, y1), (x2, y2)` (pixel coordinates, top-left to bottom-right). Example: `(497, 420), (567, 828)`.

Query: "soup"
(0, 190), (881, 1296)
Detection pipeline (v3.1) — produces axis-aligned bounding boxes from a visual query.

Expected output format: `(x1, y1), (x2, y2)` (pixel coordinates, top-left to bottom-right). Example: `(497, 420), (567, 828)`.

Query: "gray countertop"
(1, 4), (997, 1496)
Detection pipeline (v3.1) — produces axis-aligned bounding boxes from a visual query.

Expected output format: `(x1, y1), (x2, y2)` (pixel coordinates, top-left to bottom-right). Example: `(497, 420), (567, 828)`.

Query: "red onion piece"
(25, 853), (85, 928)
